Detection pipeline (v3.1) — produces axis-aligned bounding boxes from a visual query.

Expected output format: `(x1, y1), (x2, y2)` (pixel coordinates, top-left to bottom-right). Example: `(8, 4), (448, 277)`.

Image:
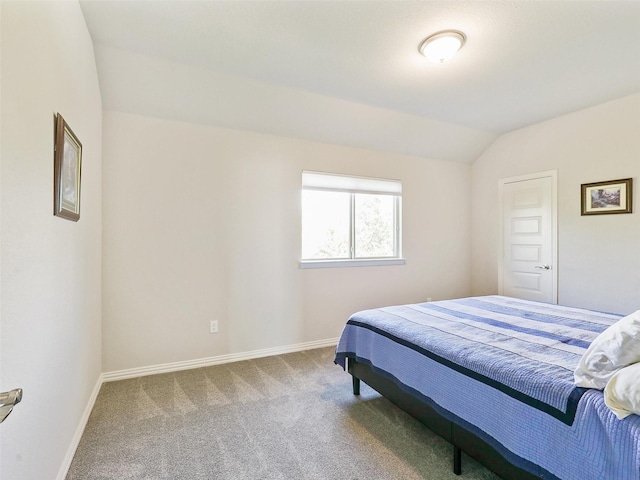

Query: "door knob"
(0, 388), (23, 423)
(534, 264), (551, 270)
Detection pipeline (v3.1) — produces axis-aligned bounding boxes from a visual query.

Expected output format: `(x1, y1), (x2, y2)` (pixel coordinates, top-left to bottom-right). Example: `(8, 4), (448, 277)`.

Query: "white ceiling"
(80, 0), (640, 161)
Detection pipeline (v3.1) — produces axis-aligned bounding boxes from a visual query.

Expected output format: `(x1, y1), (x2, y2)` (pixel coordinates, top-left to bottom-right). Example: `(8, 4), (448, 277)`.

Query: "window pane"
(302, 190), (351, 259)
(354, 194), (395, 258)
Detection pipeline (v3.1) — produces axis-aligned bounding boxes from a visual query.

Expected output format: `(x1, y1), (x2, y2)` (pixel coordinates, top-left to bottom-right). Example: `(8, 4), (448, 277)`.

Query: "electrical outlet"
(209, 320), (219, 334)
(427, 297), (432, 302)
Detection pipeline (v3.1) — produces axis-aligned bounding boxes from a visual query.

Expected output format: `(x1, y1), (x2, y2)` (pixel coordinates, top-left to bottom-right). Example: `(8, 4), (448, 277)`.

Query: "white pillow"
(604, 362), (640, 419)
(574, 310), (640, 389)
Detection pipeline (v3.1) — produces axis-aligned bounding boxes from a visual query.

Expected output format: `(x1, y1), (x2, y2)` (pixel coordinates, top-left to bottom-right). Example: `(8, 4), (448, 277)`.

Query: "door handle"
(534, 264), (551, 270)
(0, 388), (23, 424)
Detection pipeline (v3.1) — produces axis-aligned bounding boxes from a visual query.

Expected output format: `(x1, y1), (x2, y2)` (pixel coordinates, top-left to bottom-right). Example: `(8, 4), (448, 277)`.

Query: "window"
(300, 171), (403, 268)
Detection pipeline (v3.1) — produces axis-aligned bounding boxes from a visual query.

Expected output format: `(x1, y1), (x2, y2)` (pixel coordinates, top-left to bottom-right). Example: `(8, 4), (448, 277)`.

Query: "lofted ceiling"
(80, 0), (640, 162)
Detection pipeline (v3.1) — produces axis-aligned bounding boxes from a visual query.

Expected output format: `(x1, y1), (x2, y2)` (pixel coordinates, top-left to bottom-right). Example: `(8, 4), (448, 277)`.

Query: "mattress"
(335, 296), (640, 480)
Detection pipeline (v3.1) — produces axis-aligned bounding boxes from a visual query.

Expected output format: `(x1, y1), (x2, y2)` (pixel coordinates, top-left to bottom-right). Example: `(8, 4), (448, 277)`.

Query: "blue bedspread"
(335, 296), (640, 480)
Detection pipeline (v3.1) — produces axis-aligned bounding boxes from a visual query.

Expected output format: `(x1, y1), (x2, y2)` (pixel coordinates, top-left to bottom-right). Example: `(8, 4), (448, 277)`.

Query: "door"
(499, 171), (557, 304)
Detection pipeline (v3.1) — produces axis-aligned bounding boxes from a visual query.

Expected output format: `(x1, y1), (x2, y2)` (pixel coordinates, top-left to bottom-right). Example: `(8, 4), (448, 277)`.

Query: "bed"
(334, 295), (640, 480)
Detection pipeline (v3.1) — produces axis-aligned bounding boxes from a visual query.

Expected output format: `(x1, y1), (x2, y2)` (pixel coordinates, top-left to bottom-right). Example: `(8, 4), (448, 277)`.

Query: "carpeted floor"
(66, 347), (500, 479)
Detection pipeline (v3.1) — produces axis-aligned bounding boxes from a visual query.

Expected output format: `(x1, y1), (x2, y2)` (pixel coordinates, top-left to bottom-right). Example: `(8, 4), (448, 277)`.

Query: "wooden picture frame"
(54, 113), (82, 221)
(581, 178), (633, 216)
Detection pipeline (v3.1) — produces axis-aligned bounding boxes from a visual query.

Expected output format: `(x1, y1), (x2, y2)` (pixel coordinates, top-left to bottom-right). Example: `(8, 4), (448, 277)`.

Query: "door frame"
(498, 170), (558, 304)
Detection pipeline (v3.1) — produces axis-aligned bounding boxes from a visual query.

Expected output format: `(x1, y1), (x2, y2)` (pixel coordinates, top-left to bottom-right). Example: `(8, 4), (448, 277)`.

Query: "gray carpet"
(66, 347), (500, 479)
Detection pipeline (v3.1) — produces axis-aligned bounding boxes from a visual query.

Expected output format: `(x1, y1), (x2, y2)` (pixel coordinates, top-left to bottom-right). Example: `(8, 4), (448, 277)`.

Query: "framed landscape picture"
(581, 178), (633, 216)
(54, 113), (82, 221)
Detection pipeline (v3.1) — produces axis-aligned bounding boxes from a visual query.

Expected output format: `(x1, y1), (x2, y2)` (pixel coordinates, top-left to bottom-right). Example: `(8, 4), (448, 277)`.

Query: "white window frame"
(299, 171), (405, 269)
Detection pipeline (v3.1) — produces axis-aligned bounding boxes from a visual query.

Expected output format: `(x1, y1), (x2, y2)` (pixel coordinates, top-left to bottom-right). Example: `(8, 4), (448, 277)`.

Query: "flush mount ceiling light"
(418, 30), (466, 64)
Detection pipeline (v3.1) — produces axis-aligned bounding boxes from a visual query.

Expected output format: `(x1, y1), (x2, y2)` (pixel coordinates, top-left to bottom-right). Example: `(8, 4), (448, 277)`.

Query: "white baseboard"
(57, 374), (104, 480)
(102, 337), (340, 382)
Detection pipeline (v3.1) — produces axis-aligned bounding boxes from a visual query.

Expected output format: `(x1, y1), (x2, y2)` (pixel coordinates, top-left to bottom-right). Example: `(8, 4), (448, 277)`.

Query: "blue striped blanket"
(336, 296), (619, 423)
(335, 296), (640, 480)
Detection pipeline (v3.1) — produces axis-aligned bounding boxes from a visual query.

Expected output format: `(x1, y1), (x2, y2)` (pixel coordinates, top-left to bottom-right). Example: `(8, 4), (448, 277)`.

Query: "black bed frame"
(348, 358), (542, 480)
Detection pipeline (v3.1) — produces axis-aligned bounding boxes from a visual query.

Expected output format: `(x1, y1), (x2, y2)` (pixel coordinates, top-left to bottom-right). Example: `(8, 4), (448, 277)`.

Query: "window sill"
(298, 258), (406, 269)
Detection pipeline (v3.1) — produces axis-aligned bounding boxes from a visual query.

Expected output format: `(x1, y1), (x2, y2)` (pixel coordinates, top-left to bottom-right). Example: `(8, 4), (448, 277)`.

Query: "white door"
(499, 171), (557, 304)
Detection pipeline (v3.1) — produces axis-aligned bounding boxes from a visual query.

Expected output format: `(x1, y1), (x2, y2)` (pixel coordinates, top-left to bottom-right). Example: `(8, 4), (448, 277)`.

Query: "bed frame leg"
(352, 375), (360, 396)
(453, 445), (462, 475)
(348, 358), (360, 395)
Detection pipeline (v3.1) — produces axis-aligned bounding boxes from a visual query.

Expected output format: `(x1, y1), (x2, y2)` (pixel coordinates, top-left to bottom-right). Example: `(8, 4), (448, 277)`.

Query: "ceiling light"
(418, 31), (466, 64)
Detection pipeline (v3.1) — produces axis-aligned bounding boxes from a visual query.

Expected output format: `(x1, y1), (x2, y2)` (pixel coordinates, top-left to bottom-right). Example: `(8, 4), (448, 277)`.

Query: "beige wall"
(471, 93), (640, 314)
(0, 2), (102, 479)
(102, 111), (472, 372)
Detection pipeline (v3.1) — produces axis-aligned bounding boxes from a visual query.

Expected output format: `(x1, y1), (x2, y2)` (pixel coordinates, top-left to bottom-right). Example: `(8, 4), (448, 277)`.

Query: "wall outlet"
(209, 320), (219, 334)
(427, 297), (432, 302)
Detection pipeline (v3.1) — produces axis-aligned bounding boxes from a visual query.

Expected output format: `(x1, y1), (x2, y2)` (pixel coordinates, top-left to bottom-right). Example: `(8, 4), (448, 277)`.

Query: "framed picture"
(581, 178), (633, 216)
(54, 113), (82, 221)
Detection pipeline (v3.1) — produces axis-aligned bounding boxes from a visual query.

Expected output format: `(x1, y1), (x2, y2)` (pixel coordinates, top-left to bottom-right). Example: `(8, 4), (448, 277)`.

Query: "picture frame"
(581, 178), (633, 216)
(54, 113), (82, 221)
